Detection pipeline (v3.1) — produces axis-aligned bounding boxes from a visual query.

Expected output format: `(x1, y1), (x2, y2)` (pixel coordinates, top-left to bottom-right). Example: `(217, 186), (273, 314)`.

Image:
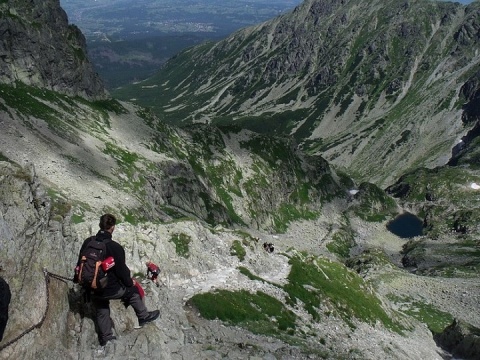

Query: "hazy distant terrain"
(60, 0), (302, 88)
(60, 0), (302, 40)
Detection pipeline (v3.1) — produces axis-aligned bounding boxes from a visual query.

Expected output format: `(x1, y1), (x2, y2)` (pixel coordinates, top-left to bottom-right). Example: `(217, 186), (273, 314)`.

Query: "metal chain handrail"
(0, 269), (74, 352)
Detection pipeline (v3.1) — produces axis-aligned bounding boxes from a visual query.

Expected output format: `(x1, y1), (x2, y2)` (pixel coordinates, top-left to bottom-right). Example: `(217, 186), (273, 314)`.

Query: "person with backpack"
(75, 213), (160, 346)
(145, 260), (160, 287)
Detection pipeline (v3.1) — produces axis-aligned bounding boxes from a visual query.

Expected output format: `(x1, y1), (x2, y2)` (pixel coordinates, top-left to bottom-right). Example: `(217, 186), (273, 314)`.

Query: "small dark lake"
(386, 212), (423, 238)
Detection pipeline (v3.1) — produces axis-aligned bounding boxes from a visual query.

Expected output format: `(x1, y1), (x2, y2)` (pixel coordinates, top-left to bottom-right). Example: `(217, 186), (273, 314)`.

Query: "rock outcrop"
(0, 0), (107, 100)
(434, 319), (480, 360)
(0, 161), (77, 358)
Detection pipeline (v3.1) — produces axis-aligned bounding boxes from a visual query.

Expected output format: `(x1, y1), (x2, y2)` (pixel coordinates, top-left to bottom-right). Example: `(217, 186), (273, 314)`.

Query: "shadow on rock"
(0, 276), (11, 341)
(68, 287), (96, 321)
(434, 318), (480, 360)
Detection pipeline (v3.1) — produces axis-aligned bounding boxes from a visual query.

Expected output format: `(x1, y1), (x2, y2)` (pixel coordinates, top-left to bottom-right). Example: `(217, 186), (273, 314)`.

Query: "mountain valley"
(59, 0), (303, 89)
(114, 0), (480, 187)
(0, 0), (479, 359)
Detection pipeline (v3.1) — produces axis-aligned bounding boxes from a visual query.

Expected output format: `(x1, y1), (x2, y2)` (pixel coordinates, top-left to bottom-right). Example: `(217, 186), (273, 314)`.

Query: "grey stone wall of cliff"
(0, 161), (79, 359)
(0, 160), (301, 360)
(0, 0), (107, 100)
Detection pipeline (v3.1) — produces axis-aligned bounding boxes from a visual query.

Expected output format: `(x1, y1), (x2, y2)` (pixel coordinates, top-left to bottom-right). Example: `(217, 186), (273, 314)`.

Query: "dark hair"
(99, 213), (116, 230)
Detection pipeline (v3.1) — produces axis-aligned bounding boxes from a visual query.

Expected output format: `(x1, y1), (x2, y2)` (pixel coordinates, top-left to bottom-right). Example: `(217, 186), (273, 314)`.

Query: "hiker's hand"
(73, 266), (79, 283)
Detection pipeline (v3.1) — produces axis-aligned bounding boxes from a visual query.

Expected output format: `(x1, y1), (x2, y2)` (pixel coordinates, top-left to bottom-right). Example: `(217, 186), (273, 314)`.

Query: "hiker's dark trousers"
(93, 286), (148, 343)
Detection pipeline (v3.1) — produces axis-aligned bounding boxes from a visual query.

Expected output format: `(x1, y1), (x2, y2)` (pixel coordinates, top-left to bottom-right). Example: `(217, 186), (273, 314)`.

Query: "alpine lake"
(386, 212), (423, 238)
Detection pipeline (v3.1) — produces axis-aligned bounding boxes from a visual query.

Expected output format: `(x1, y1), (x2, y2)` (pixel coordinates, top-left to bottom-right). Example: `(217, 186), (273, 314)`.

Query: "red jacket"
(147, 262), (159, 274)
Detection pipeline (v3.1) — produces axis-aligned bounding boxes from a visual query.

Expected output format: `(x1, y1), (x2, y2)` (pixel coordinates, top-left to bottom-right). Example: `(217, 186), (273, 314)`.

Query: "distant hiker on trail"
(263, 242), (274, 253)
(146, 261), (160, 287)
(75, 214), (160, 346)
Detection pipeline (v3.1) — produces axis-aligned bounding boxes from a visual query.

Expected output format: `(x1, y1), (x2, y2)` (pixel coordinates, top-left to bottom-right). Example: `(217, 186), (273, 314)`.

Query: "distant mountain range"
(113, 0), (480, 188)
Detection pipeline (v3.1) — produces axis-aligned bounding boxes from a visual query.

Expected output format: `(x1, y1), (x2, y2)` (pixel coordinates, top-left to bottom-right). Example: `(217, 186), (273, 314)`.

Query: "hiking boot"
(138, 310), (160, 327)
(99, 335), (116, 346)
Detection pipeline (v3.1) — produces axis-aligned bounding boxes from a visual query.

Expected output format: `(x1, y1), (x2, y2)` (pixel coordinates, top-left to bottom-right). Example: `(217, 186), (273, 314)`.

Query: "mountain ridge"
(0, 0), (107, 99)
(114, 0), (480, 187)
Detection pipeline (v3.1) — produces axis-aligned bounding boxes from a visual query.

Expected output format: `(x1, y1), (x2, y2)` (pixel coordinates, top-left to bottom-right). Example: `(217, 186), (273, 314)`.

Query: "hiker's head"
(99, 213), (116, 232)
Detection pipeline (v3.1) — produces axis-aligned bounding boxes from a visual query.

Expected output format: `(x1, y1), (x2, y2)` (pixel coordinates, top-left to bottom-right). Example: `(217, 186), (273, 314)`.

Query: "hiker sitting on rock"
(146, 260), (160, 287)
(75, 214), (160, 346)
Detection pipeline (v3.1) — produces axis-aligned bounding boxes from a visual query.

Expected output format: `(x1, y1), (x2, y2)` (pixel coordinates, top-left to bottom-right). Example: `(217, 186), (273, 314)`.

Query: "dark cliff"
(0, 0), (107, 100)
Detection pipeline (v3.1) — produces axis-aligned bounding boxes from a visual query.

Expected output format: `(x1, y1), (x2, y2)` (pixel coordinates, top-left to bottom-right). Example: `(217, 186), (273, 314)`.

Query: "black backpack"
(78, 237), (109, 290)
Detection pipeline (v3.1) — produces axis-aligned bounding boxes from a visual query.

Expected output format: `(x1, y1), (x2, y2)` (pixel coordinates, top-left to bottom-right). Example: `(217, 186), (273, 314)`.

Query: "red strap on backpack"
(133, 279), (145, 299)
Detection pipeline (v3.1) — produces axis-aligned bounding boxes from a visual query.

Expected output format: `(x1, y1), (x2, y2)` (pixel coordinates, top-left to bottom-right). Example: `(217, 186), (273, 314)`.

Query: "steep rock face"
(460, 70), (480, 125)
(0, 74), (347, 234)
(0, 162), (78, 358)
(142, 125), (347, 231)
(434, 319), (480, 360)
(144, 159), (235, 226)
(0, 0), (106, 99)
(116, 0), (480, 187)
